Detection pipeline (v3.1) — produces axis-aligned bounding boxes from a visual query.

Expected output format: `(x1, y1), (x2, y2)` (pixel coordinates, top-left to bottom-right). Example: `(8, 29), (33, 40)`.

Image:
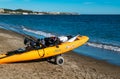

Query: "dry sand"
(0, 28), (120, 79)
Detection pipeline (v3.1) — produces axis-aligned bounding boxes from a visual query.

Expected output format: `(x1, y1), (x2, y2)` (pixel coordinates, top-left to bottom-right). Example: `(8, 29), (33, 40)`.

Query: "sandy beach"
(0, 28), (120, 79)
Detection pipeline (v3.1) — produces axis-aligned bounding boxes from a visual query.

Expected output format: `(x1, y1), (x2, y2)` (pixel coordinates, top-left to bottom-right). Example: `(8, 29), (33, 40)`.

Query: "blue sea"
(0, 15), (120, 66)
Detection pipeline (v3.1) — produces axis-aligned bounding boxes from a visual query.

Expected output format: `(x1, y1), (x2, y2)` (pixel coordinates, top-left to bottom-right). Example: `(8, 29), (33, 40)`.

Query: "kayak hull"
(0, 36), (89, 64)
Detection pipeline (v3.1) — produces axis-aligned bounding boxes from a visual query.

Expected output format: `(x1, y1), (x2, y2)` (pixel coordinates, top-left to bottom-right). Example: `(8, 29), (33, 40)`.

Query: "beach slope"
(0, 29), (120, 79)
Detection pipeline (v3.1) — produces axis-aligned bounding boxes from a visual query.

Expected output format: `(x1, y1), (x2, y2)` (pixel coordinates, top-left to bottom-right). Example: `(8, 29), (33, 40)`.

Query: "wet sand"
(0, 28), (120, 79)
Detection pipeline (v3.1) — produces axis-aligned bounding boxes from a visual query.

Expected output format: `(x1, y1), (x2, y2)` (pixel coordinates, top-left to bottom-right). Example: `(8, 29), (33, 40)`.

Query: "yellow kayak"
(0, 36), (89, 65)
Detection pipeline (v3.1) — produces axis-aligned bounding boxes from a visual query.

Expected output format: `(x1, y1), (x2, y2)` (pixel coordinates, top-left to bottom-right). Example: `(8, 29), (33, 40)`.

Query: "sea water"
(0, 15), (120, 66)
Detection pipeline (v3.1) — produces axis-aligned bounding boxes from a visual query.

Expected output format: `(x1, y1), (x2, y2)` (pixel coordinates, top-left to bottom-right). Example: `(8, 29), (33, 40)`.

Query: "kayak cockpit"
(4, 35), (73, 55)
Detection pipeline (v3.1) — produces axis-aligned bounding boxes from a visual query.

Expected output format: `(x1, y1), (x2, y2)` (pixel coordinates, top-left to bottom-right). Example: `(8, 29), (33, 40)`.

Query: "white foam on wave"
(86, 42), (120, 52)
(0, 25), (5, 29)
(22, 26), (55, 37)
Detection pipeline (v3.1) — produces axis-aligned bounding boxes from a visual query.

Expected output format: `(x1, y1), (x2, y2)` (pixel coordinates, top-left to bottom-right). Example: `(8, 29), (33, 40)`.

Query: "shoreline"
(0, 28), (120, 79)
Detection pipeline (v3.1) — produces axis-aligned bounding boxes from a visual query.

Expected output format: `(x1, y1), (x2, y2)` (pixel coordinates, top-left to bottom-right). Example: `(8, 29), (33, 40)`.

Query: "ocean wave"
(22, 26), (55, 37)
(19, 26), (120, 52)
(0, 25), (3, 28)
(0, 24), (5, 29)
(86, 42), (120, 52)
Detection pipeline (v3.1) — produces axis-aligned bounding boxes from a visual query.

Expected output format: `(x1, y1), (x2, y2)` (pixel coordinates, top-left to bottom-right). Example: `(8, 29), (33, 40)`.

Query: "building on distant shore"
(0, 8), (4, 13)
(22, 12), (28, 15)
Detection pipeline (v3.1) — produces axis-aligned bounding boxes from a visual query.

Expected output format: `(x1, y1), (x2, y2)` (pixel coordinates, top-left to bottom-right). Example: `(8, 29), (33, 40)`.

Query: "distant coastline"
(0, 8), (79, 15)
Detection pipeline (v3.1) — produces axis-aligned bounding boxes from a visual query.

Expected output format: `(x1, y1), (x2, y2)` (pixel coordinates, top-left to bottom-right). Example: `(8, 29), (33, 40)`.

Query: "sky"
(0, 0), (120, 14)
